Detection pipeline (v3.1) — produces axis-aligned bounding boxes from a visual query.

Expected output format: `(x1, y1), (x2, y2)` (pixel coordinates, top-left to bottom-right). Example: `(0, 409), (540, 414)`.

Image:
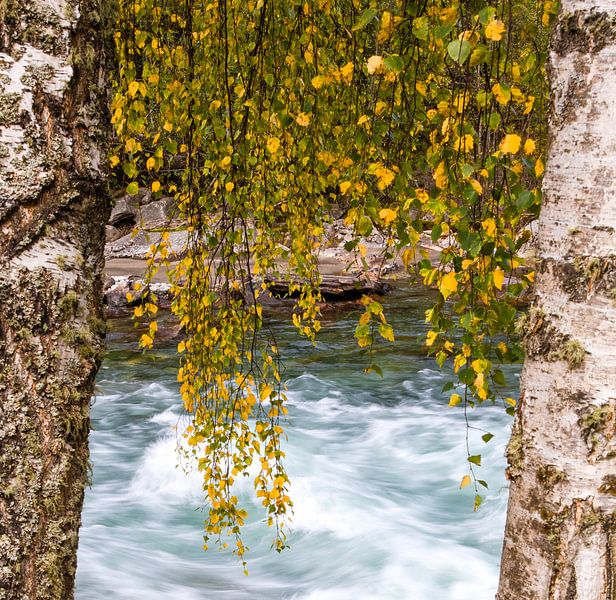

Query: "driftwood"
(265, 275), (390, 301)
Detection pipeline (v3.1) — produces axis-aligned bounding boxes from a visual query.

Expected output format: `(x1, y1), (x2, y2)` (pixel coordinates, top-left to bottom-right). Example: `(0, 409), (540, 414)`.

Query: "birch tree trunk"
(497, 2), (616, 598)
(0, 1), (110, 598)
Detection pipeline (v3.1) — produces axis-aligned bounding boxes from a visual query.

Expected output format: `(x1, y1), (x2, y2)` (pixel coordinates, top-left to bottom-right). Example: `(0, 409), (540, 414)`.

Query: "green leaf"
(384, 55), (404, 73)
(473, 494), (484, 511)
(378, 323), (395, 342)
(442, 381), (455, 393)
(352, 9), (377, 31)
(489, 112), (501, 130)
(468, 454), (482, 466)
(461, 163), (474, 178)
(122, 161), (138, 178)
(517, 190), (535, 210)
(447, 39), (472, 65)
(493, 369), (506, 386)
(358, 216), (373, 236)
(368, 363), (383, 377)
(469, 46), (487, 67)
(431, 224), (442, 242)
(481, 433), (494, 443)
(126, 181), (139, 196)
(412, 16), (429, 40)
(478, 6), (497, 25)
(478, 480), (489, 489)
(354, 323), (370, 339)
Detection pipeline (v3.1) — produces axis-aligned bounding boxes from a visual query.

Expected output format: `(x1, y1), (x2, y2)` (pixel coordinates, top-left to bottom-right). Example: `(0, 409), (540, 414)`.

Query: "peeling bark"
(497, 2), (616, 599)
(0, 1), (110, 599)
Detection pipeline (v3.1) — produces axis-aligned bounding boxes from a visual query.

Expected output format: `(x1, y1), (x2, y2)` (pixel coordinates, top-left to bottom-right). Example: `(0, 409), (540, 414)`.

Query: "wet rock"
(105, 225), (124, 243)
(103, 275), (173, 315)
(109, 195), (139, 227)
(139, 196), (177, 225)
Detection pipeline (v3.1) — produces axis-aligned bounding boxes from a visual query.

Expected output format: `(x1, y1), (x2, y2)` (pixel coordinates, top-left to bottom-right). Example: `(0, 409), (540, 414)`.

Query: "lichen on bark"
(497, 2), (616, 598)
(0, 1), (110, 598)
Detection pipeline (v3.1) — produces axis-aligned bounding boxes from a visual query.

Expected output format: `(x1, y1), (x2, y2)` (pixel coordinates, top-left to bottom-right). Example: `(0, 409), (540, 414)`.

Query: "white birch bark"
(497, 2), (616, 598)
(0, 1), (110, 598)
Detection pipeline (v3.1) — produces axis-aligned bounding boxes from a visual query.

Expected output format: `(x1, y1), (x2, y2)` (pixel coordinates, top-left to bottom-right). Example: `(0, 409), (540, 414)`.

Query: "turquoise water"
(76, 289), (518, 599)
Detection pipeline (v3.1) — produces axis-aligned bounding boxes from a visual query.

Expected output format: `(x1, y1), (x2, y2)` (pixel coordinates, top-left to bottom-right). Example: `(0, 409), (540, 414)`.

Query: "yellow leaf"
(357, 114), (370, 126)
(449, 393), (463, 407)
(415, 81), (427, 96)
(454, 354), (466, 373)
(501, 134), (521, 154)
(440, 6), (457, 23)
(375, 166), (395, 190)
(482, 218), (496, 238)
(497, 341), (507, 354)
(493, 267), (505, 290)
(471, 358), (489, 373)
(220, 155), (232, 168)
(339, 62), (354, 84)
(146, 157), (156, 170)
(492, 83), (510, 106)
(460, 475), (471, 489)
(426, 330), (438, 347)
(474, 371), (485, 390)
(379, 208), (398, 225)
(375, 101), (387, 115)
(296, 112), (311, 127)
(152, 181), (161, 193)
(524, 139), (536, 155)
(225, 182), (235, 192)
(433, 161), (448, 189)
(339, 181), (352, 195)
(469, 179), (482, 195)
(140, 333), (153, 348)
(439, 271), (458, 299)
(485, 19), (506, 41)
(311, 75), (324, 89)
(266, 136), (280, 154)
(505, 397), (517, 407)
(444, 340), (454, 353)
(367, 55), (384, 75)
(128, 80), (140, 98)
(260, 384), (273, 401)
(535, 158), (545, 177)
(110, 155), (120, 167)
(524, 95), (535, 115)
(415, 188), (429, 203)
(453, 134), (474, 153)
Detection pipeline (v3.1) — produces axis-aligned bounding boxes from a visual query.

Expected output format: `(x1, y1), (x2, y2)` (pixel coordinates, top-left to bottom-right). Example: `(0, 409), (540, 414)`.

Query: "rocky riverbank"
(103, 190), (443, 314)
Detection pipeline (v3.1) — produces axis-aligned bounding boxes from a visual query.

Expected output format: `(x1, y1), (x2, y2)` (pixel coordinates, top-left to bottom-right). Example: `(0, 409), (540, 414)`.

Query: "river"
(76, 288), (518, 599)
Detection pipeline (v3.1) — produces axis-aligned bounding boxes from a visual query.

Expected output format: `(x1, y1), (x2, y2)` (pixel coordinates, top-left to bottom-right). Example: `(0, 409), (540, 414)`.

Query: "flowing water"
(76, 288), (519, 600)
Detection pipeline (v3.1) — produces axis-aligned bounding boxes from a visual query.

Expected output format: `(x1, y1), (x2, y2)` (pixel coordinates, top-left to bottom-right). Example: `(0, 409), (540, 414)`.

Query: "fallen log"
(265, 275), (390, 301)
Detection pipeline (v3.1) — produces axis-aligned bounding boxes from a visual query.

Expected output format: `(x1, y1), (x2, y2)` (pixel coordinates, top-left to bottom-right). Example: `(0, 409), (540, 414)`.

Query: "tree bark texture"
(497, 2), (616, 599)
(0, 1), (110, 598)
